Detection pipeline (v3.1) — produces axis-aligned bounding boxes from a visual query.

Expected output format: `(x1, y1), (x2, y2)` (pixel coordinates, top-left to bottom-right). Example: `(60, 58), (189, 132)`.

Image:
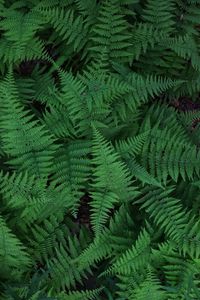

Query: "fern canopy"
(1, 0), (200, 299)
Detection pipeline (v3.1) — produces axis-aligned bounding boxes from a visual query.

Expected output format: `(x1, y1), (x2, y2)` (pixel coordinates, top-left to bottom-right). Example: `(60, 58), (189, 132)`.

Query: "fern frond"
(166, 34), (200, 71)
(0, 36), (47, 65)
(47, 232), (92, 292)
(77, 233), (111, 270)
(75, 0), (98, 19)
(43, 105), (77, 139)
(140, 105), (200, 183)
(163, 251), (200, 299)
(0, 10), (44, 49)
(90, 0), (132, 60)
(126, 158), (162, 187)
(90, 128), (139, 237)
(22, 182), (75, 224)
(0, 72), (57, 178)
(130, 23), (167, 60)
(78, 204), (135, 270)
(29, 215), (69, 262)
(131, 267), (167, 300)
(135, 186), (188, 242)
(92, 128), (138, 201)
(128, 73), (181, 104)
(0, 171), (45, 211)
(180, 216), (200, 259)
(0, 215), (31, 276)
(115, 131), (148, 158)
(51, 141), (91, 215)
(142, 0), (175, 33)
(119, 72), (182, 110)
(36, 7), (89, 52)
(57, 287), (102, 300)
(104, 229), (151, 276)
(90, 190), (119, 238)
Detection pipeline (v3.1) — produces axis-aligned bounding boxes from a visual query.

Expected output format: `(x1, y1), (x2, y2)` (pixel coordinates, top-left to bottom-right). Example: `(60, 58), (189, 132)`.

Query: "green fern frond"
(126, 158), (162, 188)
(0, 36), (47, 67)
(135, 186), (188, 242)
(0, 72), (58, 178)
(104, 229), (151, 276)
(163, 251), (200, 299)
(29, 215), (69, 262)
(185, 5), (200, 27)
(166, 34), (200, 71)
(77, 233), (111, 270)
(78, 204), (135, 270)
(75, 0), (98, 19)
(90, 190), (119, 238)
(51, 141), (91, 215)
(47, 232), (92, 292)
(118, 72), (182, 110)
(90, 0), (132, 60)
(140, 105), (200, 183)
(43, 105), (77, 139)
(57, 287), (102, 300)
(128, 73), (181, 104)
(142, 0), (175, 33)
(0, 215), (31, 276)
(180, 216), (200, 259)
(130, 23), (167, 60)
(22, 182), (76, 223)
(0, 10), (44, 48)
(90, 128), (139, 236)
(36, 7), (89, 52)
(131, 267), (167, 300)
(0, 171), (45, 211)
(115, 131), (148, 158)
(92, 128), (138, 201)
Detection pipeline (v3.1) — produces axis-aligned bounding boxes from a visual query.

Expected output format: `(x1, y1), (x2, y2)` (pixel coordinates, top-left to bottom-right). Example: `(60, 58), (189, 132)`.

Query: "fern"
(92, 128), (138, 201)
(130, 23), (167, 60)
(135, 185), (188, 242)
(142, 0), (175, 33)
(90, 128), (139, 237)
(57, 288), (102, 300)
(47, 231), (92, 292)
(90, 0), (132, 61)
(166, 34), (200, 71)
(0, 170), (45, 212)
(0, 215), (31, 277)
(130, 267), (167, 300)
(0, 72), (57, 178)
(29, 215), (70, 262)
(140, 104), (200, 184)
(1, 0), (200, 299)
(35, 7), (89, 52)
(104, 229), (151, 276)
(0, 10), (44, 47)
(163, 250), (200, 298)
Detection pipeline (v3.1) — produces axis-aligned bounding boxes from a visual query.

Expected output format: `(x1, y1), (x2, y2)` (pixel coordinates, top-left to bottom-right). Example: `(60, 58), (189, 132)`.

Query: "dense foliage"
(1, 0), (200, 299)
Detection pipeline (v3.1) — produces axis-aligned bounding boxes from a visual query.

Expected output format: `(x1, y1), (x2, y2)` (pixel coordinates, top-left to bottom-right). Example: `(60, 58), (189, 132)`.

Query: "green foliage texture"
(1, 0), (200, 299)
